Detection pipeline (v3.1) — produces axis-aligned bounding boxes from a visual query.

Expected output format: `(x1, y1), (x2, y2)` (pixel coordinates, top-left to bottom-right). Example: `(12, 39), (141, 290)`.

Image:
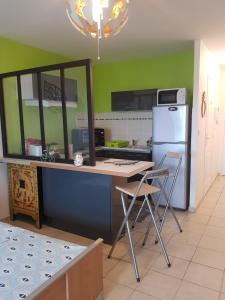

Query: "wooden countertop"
(31, 159), (154, 177)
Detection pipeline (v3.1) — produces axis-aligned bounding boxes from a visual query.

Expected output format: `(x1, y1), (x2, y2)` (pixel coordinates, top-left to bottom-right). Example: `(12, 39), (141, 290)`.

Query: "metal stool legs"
(108, 192), (140, 282)
(142, 195), (171, 267)
(154, 182), (182, 244)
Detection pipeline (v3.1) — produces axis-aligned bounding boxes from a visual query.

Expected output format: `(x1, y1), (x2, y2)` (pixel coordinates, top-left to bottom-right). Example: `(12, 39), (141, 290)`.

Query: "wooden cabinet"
(8, 164), (41, 228)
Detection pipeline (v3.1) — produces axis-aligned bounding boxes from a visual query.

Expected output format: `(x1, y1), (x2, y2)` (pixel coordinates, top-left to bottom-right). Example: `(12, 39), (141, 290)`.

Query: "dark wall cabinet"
(111, 89), (157, 111)
(96, 149), (152, 161)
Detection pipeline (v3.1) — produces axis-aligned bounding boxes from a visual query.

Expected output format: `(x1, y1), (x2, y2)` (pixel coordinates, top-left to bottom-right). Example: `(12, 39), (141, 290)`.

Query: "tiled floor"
(3, 176), (225, 299)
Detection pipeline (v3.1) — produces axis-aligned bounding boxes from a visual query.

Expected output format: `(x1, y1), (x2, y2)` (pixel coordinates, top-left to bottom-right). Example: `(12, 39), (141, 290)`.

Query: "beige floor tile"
(120, 230), (143, 245)
(181, 220), (206, 235)
(106, 260), (147, 289)
(184, 262), (223, 291)
(199, 235), (225, 253)
(136, 270), (181, 300)
(217, 199), (225, 206)
(221, 274), (225, 293)
(213, 211), (225, 218)
(220, 293), (225, 300)
(192, 247), (225, 270)
(129, 291), (159, 300)
(209, 217), (225, 229)
(174, 281), (219, 300)
(133, 221), (149, 233)
(103, 279), (133, 300)
(166, 240), (197, 261)
(199, 201), (217, 209)
(196, 207), (213, 216)
(183, 213), (210, 225)
(214, 204), (225, 210)
(142, 232), (172, 254)
(103, 241), (129, 259)
(123, 247), (160, 270)
(151, 255), (189, 279)
(169, 230), (203, 246)
(205, 226), (225, 240)
(103, 255), (121, 277)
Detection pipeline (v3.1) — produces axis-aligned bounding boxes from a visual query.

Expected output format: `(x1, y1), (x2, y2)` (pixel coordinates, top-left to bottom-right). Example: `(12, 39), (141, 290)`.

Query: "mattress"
(0, 222), (87, 300)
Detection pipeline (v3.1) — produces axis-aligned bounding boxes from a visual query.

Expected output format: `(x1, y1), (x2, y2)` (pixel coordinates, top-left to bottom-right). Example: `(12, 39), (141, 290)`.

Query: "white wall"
(190, 40), (220, 210)
(0, 119), (9, 219)
(218, 68), (225, 175)
(77, 111), (153, 146)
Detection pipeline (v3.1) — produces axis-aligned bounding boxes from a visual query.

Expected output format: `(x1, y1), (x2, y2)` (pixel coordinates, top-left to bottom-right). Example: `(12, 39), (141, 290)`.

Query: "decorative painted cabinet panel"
(8, 163), (41, 228)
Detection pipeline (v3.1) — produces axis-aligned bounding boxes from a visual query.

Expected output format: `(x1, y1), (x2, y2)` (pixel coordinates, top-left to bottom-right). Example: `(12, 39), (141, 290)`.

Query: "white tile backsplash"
(92, 111), (153, 145)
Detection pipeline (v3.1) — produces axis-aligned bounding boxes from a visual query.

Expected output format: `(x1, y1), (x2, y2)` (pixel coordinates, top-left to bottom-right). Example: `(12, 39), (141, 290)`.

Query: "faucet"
(132, 139), (138, 146)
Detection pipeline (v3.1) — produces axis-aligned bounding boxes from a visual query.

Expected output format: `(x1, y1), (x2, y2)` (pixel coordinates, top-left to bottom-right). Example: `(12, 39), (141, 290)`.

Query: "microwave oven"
(72, 128), (105, 152)
(157, 88), (187, 106)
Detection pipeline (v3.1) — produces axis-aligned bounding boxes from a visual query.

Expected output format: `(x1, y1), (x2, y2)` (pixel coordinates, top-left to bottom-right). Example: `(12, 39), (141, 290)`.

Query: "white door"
(203, 77), (213, 193)
(219, 70), (225, 175)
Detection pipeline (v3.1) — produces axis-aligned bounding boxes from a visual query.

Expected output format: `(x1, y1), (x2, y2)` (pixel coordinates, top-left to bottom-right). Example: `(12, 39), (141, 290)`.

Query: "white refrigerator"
(152, 105), (190, 210)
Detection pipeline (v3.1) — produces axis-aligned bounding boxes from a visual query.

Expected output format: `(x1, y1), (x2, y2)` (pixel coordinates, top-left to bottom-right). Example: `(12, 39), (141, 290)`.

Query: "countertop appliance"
(72, 128), (105, 152)
(152, 105), (190, 209)
(157, 88), (187, 106)
(95, 128), (105, 147)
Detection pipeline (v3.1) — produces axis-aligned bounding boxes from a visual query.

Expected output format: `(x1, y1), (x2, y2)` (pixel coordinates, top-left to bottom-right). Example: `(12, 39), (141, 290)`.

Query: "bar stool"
(133, 152), (183, 246)
(107, 168), (171, 282)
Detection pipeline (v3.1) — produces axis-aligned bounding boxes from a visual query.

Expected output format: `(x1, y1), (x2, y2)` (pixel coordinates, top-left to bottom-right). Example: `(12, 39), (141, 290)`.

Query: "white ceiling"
(0, 0), (225, 62)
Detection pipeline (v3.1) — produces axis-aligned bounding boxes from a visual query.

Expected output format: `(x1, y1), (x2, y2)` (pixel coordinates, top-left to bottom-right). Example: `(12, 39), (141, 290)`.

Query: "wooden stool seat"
(116, 182), (160, 197)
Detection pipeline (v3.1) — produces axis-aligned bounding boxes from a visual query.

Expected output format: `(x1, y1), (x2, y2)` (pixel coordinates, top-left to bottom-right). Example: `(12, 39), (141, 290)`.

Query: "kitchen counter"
(0, 158), (33, 165)
(2, 157), (154, 244)
(31, 159), (154, 177)
(1, 157), (153, 177)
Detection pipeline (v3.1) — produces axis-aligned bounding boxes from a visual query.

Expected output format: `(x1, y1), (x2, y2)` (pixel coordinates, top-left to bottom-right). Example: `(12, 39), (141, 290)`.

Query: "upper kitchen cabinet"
(111, 89), (157, 111)
(0, 60), (95, 165)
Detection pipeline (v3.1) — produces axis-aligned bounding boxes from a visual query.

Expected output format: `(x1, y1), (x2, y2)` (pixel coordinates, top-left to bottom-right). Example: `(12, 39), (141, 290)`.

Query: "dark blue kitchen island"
(33, 160), (153, 244)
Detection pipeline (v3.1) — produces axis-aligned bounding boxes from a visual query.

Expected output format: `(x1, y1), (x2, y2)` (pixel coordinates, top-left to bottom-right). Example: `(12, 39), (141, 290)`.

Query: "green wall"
(0, 37), (68, 73)
(0, 37), (68, 154)
(93, 49), (194, 112)
(0, 36), (194, 154)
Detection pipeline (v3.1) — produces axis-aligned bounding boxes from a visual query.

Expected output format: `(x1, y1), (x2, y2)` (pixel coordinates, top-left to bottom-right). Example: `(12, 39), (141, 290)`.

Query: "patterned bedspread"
(0, 222), (87, 300)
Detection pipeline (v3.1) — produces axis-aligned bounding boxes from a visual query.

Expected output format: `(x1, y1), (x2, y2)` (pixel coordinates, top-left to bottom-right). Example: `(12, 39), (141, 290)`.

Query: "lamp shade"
(66, 0), (129, 39)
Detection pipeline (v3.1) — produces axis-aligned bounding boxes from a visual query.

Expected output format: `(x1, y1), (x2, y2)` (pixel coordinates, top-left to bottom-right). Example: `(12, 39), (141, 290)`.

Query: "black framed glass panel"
(0, 59), (95, 165)
(64, 66), (89, 160)
(41, 70), (65, 159)
(21, 74), (42, 157)
(3, 77), (22, 155)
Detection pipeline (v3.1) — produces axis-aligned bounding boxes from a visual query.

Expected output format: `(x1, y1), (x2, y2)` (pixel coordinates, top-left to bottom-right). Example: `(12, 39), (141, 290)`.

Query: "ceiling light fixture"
(66, 0), (130, 60)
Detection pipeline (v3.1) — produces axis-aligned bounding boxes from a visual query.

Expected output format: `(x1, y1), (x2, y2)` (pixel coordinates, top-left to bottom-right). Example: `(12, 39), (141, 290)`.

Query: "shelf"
(24, 99), (77, 108)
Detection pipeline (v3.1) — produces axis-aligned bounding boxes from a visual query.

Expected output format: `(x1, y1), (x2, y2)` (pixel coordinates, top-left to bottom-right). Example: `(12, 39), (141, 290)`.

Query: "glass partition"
(21, 74), (42, 157)
(41, 70), (65, 159)
(0, 60), (95, 165)
(64, 66), (88, 159)
(3, 77), (22, 155)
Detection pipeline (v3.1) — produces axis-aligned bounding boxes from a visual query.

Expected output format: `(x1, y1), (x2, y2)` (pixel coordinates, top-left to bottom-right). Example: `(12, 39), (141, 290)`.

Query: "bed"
(0, 222), (103, 300)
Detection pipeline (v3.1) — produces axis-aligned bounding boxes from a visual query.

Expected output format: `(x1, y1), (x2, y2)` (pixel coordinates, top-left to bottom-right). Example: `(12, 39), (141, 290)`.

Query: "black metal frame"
(0, 59), (96, 166)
